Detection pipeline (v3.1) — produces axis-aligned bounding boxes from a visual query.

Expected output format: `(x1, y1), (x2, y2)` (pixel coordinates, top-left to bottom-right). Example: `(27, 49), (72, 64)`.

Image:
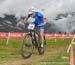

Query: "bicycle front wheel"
(20, 33), (34, 59)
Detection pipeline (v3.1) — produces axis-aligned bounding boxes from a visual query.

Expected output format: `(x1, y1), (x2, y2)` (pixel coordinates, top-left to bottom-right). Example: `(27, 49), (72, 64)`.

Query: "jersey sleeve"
(36, 12), (43, 18)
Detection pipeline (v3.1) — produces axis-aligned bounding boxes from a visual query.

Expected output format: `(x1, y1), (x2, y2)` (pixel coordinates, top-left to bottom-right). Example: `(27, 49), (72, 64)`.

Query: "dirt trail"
(0, 47), (65, 65)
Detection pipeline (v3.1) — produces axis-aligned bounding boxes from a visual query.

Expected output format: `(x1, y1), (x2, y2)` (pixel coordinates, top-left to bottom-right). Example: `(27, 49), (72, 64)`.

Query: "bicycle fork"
(31, 31), (38, 47)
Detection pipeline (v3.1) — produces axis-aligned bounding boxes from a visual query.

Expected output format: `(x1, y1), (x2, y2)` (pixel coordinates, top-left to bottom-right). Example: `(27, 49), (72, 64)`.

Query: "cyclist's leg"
(39, 26), (44, 47)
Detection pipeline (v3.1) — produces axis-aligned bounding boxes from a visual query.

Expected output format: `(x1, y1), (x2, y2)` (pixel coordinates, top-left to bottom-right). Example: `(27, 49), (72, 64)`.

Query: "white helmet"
(28, 6), (36, 14)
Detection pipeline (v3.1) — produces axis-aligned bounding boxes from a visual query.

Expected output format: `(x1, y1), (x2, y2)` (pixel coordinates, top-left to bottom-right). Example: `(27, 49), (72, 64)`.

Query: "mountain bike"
(20, 23), (46, 59)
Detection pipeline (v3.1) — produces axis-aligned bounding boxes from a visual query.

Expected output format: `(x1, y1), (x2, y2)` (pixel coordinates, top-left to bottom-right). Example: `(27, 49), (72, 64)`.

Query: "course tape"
(0, 32), (75, 38)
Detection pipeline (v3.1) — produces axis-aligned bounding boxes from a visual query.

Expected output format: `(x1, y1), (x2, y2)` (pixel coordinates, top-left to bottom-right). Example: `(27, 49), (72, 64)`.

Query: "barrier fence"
(0, 32), (75, 39)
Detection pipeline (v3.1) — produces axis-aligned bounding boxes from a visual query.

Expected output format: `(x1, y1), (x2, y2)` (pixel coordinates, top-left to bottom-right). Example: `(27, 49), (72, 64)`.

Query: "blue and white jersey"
(33, 11), (44, 25)
(28, 11), (45, 31)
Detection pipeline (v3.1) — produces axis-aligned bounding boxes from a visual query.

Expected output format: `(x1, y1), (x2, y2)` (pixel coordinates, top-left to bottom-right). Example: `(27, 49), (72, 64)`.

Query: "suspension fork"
(30, 31), (37, 45)
(29, 31), (35, 44)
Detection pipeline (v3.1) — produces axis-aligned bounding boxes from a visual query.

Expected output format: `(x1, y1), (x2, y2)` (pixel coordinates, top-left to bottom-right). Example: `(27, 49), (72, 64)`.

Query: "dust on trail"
(0, 47), (65, 65)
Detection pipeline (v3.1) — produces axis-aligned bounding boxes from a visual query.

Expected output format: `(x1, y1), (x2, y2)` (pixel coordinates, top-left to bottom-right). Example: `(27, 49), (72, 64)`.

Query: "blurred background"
(0, 0), (75, 34)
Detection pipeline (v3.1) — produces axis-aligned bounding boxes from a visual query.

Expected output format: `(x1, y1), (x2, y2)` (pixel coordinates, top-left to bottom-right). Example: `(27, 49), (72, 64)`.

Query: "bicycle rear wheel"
(20, 33), (34, 59)
(38, 36), (46, 55)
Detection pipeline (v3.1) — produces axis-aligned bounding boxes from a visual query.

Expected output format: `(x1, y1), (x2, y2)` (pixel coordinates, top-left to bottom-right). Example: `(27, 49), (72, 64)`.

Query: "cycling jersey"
(28, 11), (44, 31)
(33, 12), (44, 25)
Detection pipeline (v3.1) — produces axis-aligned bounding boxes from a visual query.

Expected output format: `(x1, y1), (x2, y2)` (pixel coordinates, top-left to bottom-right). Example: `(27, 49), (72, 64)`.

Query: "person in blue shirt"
(26, 7), (48, 48)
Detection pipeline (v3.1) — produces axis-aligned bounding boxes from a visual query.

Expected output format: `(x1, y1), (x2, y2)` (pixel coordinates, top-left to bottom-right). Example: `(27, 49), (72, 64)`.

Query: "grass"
(0, 38), (75, 65)
(0, 38), (22, 64)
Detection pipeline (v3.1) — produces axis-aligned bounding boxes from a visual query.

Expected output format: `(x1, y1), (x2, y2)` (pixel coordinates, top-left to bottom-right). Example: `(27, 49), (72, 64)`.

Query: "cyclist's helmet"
(28, 6), (36, 14)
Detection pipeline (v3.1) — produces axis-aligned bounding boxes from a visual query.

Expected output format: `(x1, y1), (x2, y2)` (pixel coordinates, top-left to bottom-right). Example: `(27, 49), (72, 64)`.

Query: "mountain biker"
(25, 7), (48, 48)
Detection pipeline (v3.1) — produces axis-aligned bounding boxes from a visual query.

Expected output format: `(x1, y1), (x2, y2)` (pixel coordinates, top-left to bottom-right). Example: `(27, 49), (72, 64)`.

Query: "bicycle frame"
(27, 23), (38, 39)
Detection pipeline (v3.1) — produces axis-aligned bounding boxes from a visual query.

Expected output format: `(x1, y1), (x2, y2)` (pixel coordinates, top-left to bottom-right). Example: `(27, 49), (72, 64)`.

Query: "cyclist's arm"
(22, 15), (30, 24)
(44, 17), (48, 25)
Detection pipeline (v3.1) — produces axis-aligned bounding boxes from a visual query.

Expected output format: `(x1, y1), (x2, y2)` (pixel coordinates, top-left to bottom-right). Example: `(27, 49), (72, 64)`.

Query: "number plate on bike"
(28, 24), (35, 30)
